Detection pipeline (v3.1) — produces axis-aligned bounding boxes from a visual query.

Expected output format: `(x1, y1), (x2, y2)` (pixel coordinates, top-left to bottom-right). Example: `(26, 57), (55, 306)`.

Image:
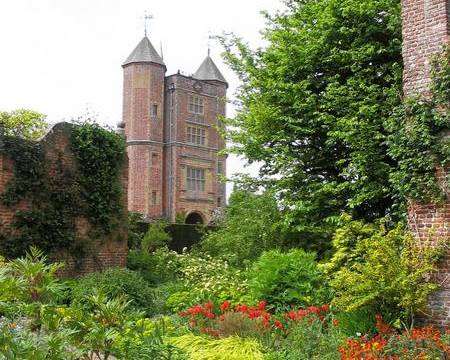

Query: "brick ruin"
(401, 0), (449, 326)
(0, 122), (128, 277)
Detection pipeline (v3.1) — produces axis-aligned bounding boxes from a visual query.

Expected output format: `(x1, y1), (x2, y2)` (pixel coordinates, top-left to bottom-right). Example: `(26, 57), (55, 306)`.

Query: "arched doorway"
(185, 212), (204, 225)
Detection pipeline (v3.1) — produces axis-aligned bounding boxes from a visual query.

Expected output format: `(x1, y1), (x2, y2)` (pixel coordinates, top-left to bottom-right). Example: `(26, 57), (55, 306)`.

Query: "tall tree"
(0, 109), (47, 140)
(221, 0), (403, 238)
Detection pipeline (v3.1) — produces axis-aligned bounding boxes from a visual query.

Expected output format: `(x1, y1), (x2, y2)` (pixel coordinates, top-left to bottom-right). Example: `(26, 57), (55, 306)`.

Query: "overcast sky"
(0, 0), (283, 196)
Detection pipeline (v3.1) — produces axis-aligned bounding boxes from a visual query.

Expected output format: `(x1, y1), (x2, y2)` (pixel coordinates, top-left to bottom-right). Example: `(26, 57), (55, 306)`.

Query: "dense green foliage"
(0, 109), (47, 140)
(386, 48), (450, 203)
(0, 121), (126, 259)
(70, 122), (126, 233)
(220, 0), (404, 239)
(247, 249), (326, 311)
(266, 318), (345, 360)
(200, 189), (330, 266)
(200, 190), (288, 265)
(69, 267), (157, 316)
(170, 334), (264, 360)
(141, 221), (172, 253)
(0, 251), (186, 359)
(127, 247), (181, 285)
(328, 223), (442, 324)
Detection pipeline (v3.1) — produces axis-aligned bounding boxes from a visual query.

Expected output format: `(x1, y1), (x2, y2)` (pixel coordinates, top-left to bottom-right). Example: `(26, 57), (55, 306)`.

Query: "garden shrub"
(170, 334), (264, 360)
(69, 267), (156, 315)
(141, 220), (172, 253)
(247, 249), (327, 311)
(199, 190), (289, 266)
(166, 253), (248, 311)
(329, 224), (442, 325)
(266, 317), (344, 360)
(127, 247), (182, 284)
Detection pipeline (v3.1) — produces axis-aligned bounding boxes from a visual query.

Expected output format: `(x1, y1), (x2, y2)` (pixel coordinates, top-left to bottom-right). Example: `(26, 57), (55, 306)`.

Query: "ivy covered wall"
(0, 122), (128, 277)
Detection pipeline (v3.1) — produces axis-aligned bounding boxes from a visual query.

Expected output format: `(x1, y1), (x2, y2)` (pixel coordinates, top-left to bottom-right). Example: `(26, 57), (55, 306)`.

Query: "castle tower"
(163, 54), (227, 224)
(122, 36), (227, 224)
(122, 36), (166, 218)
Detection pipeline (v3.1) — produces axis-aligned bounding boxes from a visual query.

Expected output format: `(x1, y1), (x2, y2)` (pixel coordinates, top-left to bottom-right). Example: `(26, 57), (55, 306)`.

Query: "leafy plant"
(329, 224), (442, 326)
(69, 268), (156, 315)
(267, 316), (344, 360)
(141, 221), (172, 253)
(247, 249), (327, 311)
(170, 334), (264, 360)
(166, 253), (248, 311)
(127, 247), (182, 285)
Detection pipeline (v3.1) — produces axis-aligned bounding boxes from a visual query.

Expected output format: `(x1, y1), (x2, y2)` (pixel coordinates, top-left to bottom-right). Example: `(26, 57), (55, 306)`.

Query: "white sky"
(0, 0), (282, 196)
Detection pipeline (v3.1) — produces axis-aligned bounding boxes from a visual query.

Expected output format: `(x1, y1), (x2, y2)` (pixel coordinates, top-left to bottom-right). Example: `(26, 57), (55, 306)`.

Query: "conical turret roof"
(123, 36), (165, 67)
(193, 55), (227, 85)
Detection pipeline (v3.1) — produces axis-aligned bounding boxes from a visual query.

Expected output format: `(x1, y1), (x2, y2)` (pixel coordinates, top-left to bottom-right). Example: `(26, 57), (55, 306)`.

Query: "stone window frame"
(186, 167), (206, 192)
(186, 126), (206, 146)
(188, 95), (204, 115)
(150, 103), (158, 119)
(217, 161), (224, 175)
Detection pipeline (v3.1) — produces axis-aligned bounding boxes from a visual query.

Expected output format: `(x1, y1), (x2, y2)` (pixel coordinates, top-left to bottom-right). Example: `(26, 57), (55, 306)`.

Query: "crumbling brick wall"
(401, 0), (449, 327)
(0, 122), (128, 277)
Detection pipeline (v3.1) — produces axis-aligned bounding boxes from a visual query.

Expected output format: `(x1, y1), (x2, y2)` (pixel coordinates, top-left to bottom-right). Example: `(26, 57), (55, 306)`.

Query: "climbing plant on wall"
(386, 47), (449, 205)
(0, 122), (126, 259)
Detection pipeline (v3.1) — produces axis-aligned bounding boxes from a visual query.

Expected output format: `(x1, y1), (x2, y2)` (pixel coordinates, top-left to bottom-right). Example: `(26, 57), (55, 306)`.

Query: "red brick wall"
(0, 122), (128, 277)
(401, 0), (449, 327)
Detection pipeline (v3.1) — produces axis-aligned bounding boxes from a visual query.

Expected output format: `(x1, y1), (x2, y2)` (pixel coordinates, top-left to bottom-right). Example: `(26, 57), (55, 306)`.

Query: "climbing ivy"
(71, 123), (126, 233)
(386, 48), (449, 205)
(0, 122), (126, 259)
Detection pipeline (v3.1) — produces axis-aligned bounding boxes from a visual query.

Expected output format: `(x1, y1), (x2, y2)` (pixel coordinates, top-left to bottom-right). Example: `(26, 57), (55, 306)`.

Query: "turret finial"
(144, 11), (153, 37)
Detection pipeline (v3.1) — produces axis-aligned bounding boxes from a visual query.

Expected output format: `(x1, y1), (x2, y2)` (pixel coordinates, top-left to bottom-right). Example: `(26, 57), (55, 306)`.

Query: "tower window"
(188, 95), (204, 115)
(217, 161), (223, 175)
(152, 190), (157, 205)
(150, 104), (158, 118)
(151, 153), (158, 165)
(186, 167), (205, 192)
(187, 126), (206, 146)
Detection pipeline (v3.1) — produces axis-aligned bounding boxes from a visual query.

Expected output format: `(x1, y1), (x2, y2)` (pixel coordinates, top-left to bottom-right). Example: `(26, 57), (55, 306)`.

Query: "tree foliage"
(328, 223), (442, 325)
(220, 0), (403, 236)
(0, 109), (47, 140)
(200, 188), (330, 266)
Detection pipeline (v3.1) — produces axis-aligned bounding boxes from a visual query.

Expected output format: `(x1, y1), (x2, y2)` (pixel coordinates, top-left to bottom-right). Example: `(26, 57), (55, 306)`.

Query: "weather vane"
(207, 30), (212, 56)
(144, 11), (153, 37)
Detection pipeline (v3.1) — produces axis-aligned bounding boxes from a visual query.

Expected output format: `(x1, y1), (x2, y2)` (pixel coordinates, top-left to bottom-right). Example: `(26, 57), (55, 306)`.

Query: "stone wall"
(401, 0), (449, 327)
(0, 122), (128, 277)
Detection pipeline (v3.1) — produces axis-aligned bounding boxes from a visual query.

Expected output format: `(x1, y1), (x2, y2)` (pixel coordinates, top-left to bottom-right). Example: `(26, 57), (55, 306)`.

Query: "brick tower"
(121, 37), (227, 224)
(401, 0), (449, 326)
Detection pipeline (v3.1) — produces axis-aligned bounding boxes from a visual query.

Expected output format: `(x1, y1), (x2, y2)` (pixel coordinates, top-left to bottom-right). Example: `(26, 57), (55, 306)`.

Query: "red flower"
(204, 311), (215, 319)
(258, 300), (267, 310)
(220, 300), (231, 312)
(274, 320), (284, 330)
(332, 319), (339, 327)
(236, 304), (248, 313)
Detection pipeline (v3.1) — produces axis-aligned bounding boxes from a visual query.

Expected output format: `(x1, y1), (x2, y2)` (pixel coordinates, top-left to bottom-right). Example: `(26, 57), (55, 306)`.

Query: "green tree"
(220, 0), (403, 240)
(0, 109), (47, 140)
(200, 188), (329, 266)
